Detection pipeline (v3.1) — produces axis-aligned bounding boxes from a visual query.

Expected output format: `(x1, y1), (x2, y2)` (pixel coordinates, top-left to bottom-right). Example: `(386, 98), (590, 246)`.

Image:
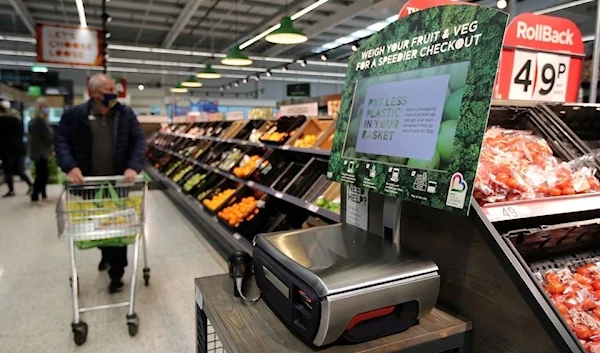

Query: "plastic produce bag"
(474, 127), (600, 204)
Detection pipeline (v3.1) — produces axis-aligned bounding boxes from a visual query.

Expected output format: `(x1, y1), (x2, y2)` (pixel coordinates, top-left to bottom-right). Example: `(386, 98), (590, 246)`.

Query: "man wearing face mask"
(55, 74), (146, 293)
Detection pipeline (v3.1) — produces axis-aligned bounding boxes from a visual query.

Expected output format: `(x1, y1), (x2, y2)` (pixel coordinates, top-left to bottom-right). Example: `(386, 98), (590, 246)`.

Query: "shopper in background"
(0, 99), (33, 198)
(28, 98), (54, 203)
(55, 74), (146, 293)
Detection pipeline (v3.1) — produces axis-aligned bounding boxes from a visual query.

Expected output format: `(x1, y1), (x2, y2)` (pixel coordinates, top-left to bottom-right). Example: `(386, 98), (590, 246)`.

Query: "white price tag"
(486, 205), (530, 221)
(247, 181), (255, 187)
(508, 50), (571, 102)
(275, 192), (283, 199)
(508, 50), (538, 100)
(531, 52), (570, 102)
(307, 204), (319, 213)
(282, 145), (290, 150)
(233, 233), (242, 240)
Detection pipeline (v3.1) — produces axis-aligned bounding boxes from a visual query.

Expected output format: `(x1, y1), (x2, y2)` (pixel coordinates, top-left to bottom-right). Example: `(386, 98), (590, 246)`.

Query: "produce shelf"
(145, 165), (253, 255)
(151, 144), (340, 223)
(158, 131), (331, 156)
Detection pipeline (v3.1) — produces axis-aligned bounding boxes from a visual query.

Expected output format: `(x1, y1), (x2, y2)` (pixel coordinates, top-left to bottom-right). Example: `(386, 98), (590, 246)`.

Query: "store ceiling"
(0, 0), (598, 91)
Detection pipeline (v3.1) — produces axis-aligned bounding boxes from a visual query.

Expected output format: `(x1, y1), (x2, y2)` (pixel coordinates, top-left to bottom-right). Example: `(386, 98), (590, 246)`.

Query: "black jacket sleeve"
(55, 111), (77, 173)
(125, 108), (147, 172)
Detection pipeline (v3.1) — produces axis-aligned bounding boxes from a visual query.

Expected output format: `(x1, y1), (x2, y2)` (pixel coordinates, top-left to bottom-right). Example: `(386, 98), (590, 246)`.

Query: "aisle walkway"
(0, 183), (226, 353)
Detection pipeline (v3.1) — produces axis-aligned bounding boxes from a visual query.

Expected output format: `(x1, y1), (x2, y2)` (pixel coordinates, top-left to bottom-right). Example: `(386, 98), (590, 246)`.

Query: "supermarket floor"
(0, 182), (227, 353)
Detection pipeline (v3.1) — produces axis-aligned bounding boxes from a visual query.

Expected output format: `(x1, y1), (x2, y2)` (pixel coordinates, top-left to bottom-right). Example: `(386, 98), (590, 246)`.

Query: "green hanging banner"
(327, 5), (508, 215)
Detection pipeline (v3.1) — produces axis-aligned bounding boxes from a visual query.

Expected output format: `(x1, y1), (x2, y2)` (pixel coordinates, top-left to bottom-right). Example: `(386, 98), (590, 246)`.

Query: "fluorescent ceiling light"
(239, 0), (330, 49)
(534, 0), (593, 15)
(583, 35), (595, 42)
(0, 60), (345, 85)
(312, 15), (396, 53)
(0, 37), (349, 68)
(75, 0), (87, 28)
(0, 50), (345, 77)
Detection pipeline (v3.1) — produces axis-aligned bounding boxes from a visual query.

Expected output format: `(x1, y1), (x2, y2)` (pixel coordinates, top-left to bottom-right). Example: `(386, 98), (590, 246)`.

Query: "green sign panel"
(327, 5), (508, 215)
(27, 85), (42, 96)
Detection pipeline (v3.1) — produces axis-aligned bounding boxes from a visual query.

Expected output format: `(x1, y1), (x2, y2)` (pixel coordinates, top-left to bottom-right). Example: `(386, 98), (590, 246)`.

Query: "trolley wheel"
(143, 268), (150, 286)
(72, 321), (88, 346)
(127, 313), (139, 337)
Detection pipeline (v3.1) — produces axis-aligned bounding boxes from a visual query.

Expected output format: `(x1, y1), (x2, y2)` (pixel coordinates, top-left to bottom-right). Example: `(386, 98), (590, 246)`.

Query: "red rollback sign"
(495, 13), (584, 102)
(398, 0), (473, 18)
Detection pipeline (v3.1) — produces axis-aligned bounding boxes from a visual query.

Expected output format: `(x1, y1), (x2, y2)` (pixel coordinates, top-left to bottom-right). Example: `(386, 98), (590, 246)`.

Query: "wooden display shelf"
(195, 274), (472, 353)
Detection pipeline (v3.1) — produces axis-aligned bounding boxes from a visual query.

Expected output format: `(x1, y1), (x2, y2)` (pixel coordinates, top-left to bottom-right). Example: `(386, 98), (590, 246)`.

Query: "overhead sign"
(279, 102), (318, 117)
(399, 0), (472, 18)
(327, 4), (508, 215)
(36, 24), (104, 67)
(286, 83), (311, 97)
(495, 13), (584, 102)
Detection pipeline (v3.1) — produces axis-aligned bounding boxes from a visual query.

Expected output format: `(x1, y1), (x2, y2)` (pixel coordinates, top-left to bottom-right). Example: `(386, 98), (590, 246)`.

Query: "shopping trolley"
(56, 176), (150, 345)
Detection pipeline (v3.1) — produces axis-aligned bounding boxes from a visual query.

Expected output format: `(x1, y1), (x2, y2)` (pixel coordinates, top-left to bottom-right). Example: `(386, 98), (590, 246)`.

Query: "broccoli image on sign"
(327, 4), (508, 215)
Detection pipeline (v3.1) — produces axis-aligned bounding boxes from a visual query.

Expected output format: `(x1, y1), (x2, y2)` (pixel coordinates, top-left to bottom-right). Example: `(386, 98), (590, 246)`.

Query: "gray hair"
(88, 73), (113, 91)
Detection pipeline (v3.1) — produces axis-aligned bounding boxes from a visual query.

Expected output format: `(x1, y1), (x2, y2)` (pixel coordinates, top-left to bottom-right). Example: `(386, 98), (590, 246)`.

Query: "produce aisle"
(0, 183), (226, 353)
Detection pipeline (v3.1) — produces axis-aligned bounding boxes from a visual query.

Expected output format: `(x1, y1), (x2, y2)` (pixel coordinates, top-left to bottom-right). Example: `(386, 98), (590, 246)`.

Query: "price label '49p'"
(508, 50), (570, 102)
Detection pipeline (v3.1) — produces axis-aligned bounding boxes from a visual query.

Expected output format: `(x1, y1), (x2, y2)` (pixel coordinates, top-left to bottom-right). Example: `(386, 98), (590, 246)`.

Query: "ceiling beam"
(265, 0), (402, 57)
(7, 0), (35, 35)
(162, 0), (207, 48)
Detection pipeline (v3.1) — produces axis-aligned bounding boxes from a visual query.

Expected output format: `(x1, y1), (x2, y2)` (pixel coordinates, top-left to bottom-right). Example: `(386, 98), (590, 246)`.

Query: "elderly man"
(55, 74), (146, 293)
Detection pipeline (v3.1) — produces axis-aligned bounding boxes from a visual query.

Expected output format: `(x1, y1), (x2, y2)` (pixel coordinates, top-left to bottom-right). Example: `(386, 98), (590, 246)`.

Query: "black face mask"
(97, 93), (118, 108)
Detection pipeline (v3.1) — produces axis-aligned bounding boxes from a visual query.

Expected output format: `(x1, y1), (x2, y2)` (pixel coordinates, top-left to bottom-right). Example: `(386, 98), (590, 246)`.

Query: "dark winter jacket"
(55, 101), (146, 176)
(28, 116), (54, 161)
(0, 113), (26, 158)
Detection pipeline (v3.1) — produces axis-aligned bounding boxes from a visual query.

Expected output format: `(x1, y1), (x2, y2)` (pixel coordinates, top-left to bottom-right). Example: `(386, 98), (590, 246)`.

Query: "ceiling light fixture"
(105, 32), (111, 39)
(170, 82), (188, 93)
(281, 66), (288, 72)
(351, 44), (358, 52)
(266, 70), (272, 77)
(234, 82), (239, 87)
(138, 84), (145, 91)
(299, 60), (307, 67)
(196, 63), (221, 79)
(496, 0), (507, 9)
(320, 54), (328, 61)
(103, 13), (112, 23)
(226, 85), (231, 89)
(534, 0), (593, 15)
(221, 46), (253, 66)
(181, 75), (203, 88)
(265, 16), (308, 45)
(220, 87), (224, 91)
(240, 0), (329, 49)
(75, 0), (88, 28)
(243, 78), (248, 83)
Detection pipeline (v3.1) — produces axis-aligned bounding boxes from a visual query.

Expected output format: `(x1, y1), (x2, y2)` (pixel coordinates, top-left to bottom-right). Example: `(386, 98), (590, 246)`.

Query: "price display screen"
(342, 61), (469, 171)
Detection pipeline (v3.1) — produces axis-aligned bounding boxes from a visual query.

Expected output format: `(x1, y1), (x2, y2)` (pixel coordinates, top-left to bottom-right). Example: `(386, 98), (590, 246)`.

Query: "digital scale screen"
(341, 61), (470, 172)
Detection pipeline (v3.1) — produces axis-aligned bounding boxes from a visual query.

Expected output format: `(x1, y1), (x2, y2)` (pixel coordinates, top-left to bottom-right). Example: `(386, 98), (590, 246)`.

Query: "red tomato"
(592, 281), (600, 291)
(562, 187), (576, 196)
(582, 298), (596, 311)
(495, 172), (509, 184)
(578, 266), (593, 277)
(555, 302), (569, 316)
(506, 178), (519, 190)
(573, 324), (592, 340)
(575, 273), (593, 285)
(594, 290), (600, 300)
(549, 187), (562, 196)
(546, 272), (561, 283)
(547, 281), (565, 295)
(593, 307), (600, 321)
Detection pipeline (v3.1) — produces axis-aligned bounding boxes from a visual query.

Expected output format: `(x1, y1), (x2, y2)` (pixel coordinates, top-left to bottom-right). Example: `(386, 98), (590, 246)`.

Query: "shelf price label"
(508, 51), (571, 102)
(496, 13), (583, 103)
(485, 205), (531, 222)
(307, 204), (319, 213)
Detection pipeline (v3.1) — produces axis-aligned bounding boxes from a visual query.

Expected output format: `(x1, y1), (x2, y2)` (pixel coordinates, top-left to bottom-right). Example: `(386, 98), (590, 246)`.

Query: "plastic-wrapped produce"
(474, 127), (600, 204)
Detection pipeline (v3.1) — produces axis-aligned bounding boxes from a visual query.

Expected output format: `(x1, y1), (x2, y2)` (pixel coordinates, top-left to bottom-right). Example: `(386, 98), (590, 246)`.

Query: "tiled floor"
(0, 183), (226, 353)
